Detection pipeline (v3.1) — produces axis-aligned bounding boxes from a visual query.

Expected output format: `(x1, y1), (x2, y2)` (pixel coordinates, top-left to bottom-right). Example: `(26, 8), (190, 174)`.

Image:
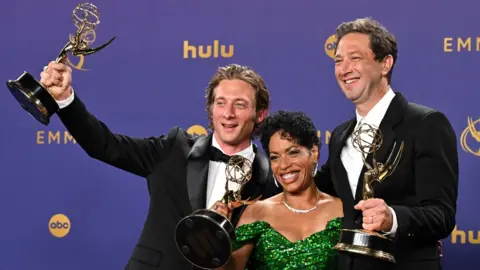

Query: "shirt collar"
(356, 87), (395, 127)
(212, 133), (254, 161)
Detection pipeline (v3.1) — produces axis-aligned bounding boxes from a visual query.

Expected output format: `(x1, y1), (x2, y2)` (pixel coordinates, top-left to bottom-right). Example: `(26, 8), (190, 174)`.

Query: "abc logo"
(187, 125), (208, 136)
(324, 34), (337, 59)
(49, 213), (71, 238)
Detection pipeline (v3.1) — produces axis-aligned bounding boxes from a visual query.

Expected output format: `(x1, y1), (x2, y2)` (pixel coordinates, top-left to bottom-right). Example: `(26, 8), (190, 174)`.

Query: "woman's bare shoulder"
(322, 192), (344, 218)
(245, 193), (282, 214)
(236, 194), (283, 226)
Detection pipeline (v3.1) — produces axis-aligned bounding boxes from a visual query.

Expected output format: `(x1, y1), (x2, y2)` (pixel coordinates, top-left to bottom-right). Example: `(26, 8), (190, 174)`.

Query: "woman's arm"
(217, 203), (259, 270)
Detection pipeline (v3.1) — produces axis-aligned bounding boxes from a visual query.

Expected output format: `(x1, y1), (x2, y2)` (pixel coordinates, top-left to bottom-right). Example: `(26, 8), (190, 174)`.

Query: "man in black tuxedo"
(317, 17), (459, 270)
(39, 63), (282, 270)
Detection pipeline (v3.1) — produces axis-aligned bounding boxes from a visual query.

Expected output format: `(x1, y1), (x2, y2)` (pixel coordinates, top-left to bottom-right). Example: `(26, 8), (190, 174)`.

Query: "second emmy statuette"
(334, 123), (404, 263)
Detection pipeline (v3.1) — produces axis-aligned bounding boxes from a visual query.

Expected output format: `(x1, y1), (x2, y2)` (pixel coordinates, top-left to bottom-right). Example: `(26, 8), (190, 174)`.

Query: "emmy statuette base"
(175, 209), (235, 269)
(334, 228), (396, 263)
(6, 71), (59, 126)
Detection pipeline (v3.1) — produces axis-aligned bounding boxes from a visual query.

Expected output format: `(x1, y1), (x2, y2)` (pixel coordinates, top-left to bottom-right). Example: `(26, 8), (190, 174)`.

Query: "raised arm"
(40, 61), (178, 177)
(58, 93), (178, 177)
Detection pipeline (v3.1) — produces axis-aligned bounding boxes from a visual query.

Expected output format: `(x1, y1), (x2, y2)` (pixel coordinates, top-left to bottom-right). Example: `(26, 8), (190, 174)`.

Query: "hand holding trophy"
(334, 123), (404, 263)
(6, 3), (115, 125)
(175, 155), (261, 269)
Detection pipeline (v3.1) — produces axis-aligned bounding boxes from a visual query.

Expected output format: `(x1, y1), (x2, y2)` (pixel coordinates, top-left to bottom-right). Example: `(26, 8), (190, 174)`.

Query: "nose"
(337, 60), (352, 77)
(279, 156), (291, 170)
(222, 104), (235, 119)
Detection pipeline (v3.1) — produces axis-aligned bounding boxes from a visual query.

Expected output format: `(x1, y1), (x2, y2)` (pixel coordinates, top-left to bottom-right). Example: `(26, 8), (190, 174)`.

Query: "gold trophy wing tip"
(72, 36), (116, 56)
(378, 141), (404, 181)
(230, 195), (263, 209)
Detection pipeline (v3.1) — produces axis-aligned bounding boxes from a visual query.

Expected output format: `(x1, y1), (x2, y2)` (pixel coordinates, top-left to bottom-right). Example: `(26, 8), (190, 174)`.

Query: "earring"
(312, 163), (318, 177)
(273, 175), (279, 187)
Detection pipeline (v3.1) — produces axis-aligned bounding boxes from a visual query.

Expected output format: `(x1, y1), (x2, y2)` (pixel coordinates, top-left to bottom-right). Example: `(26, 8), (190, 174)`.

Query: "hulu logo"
(450, 225), (480, 244)
(183, 40), (234, 59)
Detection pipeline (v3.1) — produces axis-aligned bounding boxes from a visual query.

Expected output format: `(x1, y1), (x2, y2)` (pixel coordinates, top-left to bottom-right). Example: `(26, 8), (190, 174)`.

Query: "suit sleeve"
(391, 111), (459, 240)
(57, 95), (178, 178)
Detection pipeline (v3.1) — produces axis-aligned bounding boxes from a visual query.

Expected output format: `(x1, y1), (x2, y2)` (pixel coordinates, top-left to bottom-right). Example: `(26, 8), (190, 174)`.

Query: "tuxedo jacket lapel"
(332, 119), (356, 161)
(186, 137), (269, 213)
(353, 92), (408, 204)
(241, 144), (269, 200)
(373, 93), (407, 165)
(186, 135), (212, 211)
(331, 119), (357, 205)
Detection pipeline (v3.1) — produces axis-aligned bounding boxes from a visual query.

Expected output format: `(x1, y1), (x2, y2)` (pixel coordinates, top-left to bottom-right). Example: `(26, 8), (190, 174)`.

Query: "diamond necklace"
(283, 195), (321, 214)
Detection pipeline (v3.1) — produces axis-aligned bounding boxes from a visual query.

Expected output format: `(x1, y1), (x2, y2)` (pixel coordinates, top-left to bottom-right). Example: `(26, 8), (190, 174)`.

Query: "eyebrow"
(214, 97), (250, 104)
(335, 50), (362, 58)
(270, 145), (298, 155)
(285, 146), (297, 152)
(234, 98), (249, 103)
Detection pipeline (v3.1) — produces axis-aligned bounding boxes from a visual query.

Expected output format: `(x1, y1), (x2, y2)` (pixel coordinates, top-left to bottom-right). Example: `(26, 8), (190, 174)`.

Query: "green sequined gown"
(232, 217), (343, 270)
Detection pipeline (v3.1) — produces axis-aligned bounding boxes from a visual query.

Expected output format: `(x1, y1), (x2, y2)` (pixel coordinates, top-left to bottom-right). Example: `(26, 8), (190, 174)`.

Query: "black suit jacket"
(57, 96), (282, 270)
(317, 92), (459, 270)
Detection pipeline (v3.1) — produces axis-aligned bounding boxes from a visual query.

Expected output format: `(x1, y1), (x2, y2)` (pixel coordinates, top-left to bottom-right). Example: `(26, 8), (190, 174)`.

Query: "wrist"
(382, 207), (397, 235)
(55, 87), (73, 101)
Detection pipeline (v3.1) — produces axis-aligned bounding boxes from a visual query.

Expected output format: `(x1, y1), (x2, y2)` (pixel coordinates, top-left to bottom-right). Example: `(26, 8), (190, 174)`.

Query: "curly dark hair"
(259, 110), (320, 156)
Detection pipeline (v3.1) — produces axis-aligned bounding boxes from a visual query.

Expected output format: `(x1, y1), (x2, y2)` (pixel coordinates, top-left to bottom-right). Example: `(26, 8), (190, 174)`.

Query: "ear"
(310, 145), (319, 162)
(255, 109), (268, 124)
(381, 55), (394, 76)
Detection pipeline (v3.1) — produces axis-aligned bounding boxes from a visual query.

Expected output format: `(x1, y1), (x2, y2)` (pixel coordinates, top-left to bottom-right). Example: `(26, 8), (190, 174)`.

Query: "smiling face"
(211, 79), (266, 151)
(268, 131), (318, 193)
(334, 32), (390, 105)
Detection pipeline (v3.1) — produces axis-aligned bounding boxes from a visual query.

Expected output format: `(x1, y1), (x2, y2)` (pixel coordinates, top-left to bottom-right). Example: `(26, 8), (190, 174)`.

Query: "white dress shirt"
(206, 135), (255, 208)
(56, 89), (75, 109)
(340, 88), (398, 235)
(55, 90), (256, 209)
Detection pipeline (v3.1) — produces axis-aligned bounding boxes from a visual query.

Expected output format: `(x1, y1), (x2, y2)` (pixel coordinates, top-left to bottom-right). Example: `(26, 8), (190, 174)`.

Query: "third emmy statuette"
(6, 3), (115, 125)
(334, 123), (404, 263)
(175, 155), (260, 269)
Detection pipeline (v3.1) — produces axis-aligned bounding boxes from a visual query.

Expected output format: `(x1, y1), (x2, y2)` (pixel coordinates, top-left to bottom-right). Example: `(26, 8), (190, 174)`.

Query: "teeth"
(345, 79), (358, 84)
(282, 172), (298, 179)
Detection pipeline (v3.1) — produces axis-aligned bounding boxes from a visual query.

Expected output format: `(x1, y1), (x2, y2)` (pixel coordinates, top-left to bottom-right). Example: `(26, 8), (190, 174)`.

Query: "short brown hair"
(335, 17), (398, 84)
(205, 64), (270, 137)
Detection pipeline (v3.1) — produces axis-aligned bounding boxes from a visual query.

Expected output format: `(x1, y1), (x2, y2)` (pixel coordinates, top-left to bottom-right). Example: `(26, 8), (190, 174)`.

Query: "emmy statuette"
(6, 3), (115, 125)
(175, 155), (260, 269)
(334, 123), (404, 263)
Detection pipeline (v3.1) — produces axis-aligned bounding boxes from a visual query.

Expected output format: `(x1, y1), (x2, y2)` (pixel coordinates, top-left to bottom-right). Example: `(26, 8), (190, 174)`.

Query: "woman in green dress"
(212, 110), (344, 270)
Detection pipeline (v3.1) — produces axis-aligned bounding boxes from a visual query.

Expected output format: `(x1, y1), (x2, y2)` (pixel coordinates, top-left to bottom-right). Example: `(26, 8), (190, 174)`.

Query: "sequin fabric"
(232, 217), (343, 270)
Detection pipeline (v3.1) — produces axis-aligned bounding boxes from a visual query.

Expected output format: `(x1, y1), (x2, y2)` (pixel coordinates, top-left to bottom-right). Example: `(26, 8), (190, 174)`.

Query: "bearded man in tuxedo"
(39, 62), (282, 270)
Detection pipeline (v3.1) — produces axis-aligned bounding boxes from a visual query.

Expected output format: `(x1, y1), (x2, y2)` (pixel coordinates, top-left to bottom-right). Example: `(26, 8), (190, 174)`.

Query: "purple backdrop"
(0, 1), (478, 269)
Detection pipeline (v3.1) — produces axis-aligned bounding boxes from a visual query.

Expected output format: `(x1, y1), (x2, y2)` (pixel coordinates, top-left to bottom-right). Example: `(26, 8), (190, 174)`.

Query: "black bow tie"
(210, 147), (231, 163)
